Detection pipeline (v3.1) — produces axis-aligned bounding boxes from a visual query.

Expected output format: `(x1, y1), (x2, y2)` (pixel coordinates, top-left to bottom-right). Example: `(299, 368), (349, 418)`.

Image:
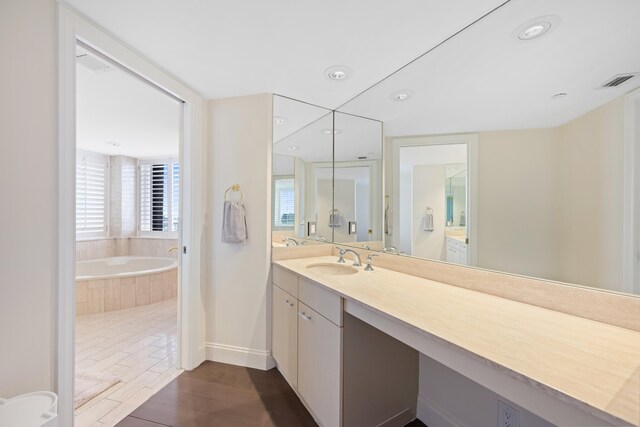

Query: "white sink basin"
(306, 263), (359, 275)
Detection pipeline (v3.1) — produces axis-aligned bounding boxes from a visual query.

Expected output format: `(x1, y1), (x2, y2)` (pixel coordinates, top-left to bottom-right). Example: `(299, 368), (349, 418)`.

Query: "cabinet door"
(459, 244), (468, 266)
(272, 284), (298, 388)
(298, 302), (342, 427)
(446, 246), (458, 263)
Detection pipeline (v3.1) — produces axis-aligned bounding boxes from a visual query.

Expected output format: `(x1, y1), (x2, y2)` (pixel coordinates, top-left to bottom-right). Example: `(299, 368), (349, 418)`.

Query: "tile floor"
(116, 361), (428, 427)
(75, 298), (181, 427)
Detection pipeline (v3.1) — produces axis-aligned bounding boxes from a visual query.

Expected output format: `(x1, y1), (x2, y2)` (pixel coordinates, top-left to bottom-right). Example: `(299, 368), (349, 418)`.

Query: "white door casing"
(58, 4), (206, 426)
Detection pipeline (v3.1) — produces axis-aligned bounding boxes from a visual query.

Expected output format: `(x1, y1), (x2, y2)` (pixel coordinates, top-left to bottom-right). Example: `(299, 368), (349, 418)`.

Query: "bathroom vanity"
(272, 263), (418, 427)
(271, 248), (640, 427)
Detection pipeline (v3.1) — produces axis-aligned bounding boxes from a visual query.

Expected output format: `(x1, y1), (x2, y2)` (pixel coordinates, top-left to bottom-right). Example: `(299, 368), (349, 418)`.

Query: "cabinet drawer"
(273, 264), (298, 297)
(299, 278), (342, 327)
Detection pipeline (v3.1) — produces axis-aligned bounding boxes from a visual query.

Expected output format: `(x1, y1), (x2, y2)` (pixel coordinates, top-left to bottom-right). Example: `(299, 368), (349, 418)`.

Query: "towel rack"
(225, 183), (244, 202)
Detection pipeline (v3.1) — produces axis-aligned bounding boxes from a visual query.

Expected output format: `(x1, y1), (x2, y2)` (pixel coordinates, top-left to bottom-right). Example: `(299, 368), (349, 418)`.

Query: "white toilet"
(0, 391), (58, 427)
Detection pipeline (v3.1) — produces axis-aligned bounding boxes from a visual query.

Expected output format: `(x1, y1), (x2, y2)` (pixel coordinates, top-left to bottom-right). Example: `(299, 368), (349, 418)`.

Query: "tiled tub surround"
(76, 238), (179, 261)
(76, 258), (178, 316)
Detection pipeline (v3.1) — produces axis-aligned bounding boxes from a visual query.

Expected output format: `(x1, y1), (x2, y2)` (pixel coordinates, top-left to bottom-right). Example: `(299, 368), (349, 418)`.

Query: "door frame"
(57, 5), (206, 426)
(623, 88), (640, 294)
(390, 133), (478, 265)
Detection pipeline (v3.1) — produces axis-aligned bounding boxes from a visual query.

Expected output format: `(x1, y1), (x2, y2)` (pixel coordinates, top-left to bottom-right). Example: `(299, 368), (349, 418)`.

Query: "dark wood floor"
(116, 361), (427, 427)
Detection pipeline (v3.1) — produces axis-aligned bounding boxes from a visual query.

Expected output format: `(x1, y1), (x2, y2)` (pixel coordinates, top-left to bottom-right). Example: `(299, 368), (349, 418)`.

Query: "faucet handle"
(364, 254), (378, 271)
(335, 247), (346, 263)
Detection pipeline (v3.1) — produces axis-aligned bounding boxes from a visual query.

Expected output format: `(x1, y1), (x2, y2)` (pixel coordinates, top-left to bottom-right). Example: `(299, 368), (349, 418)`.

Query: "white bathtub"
(76, 256), (177, 280)
(75, 257), (178, 315)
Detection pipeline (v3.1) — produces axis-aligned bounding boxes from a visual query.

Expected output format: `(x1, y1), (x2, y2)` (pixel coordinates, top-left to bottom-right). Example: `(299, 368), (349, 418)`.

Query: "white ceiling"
(76, 49), (180, 159)
(339, 0), (640, 135)
(273, 109), (382, 163)
(64, 0), (507, 108)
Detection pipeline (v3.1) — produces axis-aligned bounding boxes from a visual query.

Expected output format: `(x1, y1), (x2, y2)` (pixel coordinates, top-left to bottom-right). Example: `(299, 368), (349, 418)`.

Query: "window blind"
(76, 152), (108, 236)
(139, 160), (180, 234)
(273, 177), (295, 228)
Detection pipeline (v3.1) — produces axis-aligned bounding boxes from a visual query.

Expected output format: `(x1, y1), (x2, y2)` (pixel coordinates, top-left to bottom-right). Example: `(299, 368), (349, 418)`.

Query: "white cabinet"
(271, 264), (417, 427)
(446, 237), (468, 265)
(272, 284), (298, 388)
(297, 302), (342, 427)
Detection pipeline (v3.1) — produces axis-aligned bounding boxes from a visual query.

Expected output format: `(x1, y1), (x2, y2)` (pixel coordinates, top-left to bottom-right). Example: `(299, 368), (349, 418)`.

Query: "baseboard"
(378, 405), (417, 427)
(204, 342), (276, 370)
(417, 394), (465, 427)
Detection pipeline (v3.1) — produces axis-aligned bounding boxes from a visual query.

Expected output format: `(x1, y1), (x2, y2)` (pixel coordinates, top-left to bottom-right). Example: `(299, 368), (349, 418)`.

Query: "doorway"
(390, 134), (478, 265)
(73, 42), (183, 426)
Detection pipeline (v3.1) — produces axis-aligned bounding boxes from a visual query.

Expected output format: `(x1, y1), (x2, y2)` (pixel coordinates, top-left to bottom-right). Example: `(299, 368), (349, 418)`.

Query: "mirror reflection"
(332, 112), (383, 248)
(336, 0), (640, 295)
(272, 96), (333, 246)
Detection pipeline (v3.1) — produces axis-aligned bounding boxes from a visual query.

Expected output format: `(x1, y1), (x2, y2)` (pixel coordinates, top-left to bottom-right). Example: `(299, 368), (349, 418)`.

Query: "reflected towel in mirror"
(329, 211), (344, 228)
(222, 201), (248, 243)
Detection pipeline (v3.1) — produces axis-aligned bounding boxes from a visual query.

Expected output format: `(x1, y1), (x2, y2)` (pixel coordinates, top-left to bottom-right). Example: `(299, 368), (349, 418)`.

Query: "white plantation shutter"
(76, 151), (108, 237)
(171, 163), (180, 232)
(139, 159), (179, 235)
(272, 177), (295, 229)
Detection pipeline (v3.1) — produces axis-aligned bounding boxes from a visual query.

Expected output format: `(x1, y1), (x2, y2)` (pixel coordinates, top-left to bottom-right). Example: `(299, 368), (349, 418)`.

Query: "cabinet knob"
(298, 311), (311, 320)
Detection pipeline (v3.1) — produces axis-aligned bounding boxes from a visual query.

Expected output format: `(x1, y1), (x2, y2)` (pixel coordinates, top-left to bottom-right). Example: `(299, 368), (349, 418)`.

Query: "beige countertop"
(274, 255), (640, 426)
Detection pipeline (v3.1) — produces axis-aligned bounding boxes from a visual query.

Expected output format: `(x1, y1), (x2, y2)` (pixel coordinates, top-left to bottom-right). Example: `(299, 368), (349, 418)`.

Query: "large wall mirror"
(334, 0), (640, 296)
(272, 96), (334, 246)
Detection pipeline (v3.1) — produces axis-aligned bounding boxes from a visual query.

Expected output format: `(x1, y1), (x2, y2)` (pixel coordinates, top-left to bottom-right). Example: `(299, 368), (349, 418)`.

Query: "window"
(76, 151), (109, 238)
(273, 177), (295, 229)
(139, 159), (180, 236)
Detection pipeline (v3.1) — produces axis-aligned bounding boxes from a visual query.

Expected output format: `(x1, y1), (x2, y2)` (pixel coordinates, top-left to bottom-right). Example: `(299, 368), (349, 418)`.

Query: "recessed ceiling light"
(513, 16), (560, 42)
(273, 116), (287, 125)
(105, 141), (120, 147)
(325, 65), (351, 82)
(288, 145), (299, 151)
(321, 128), (343, 135)
(551, 92), (568, 100)
(390, 90), (414, 102)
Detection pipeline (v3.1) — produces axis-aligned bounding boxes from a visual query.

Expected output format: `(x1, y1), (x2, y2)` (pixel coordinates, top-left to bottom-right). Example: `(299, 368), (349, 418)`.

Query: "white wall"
(412, 165), (446, 260)
(0, 0), (57, 397)
(206, 93), (274, 369)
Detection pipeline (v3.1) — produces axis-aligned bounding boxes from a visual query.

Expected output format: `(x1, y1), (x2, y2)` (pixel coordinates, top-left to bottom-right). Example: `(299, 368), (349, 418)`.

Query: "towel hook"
(225, 183), (244, 202)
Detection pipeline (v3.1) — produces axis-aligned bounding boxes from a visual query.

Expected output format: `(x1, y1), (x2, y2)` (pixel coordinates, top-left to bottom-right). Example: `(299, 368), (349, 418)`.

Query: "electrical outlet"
(498, 401), (520, 427)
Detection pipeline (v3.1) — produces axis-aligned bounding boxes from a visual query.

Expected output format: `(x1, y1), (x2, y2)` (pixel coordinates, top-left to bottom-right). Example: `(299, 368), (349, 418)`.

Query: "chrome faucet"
(283, 237), (299, 246)
(335, 247), (362, 266)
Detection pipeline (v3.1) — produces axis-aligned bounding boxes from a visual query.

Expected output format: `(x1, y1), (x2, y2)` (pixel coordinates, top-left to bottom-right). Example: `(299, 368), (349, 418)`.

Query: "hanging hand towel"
(222, 201), (248, 243)
(424, 208), (434, 232)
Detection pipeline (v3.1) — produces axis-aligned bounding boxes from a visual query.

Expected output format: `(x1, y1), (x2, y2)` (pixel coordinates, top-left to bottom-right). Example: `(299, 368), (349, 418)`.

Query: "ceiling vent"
(599, 73), (638, 88)
(76, 53), (112, 73)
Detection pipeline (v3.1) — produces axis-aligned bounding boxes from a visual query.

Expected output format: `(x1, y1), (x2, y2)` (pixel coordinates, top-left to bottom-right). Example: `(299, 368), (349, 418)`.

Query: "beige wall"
(206, 94), (274, 368)
(0, 0), (57, 396)
(558, 97), (625, 290)
(477, 128), (562, 281)
(476, 97), (625, 290)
